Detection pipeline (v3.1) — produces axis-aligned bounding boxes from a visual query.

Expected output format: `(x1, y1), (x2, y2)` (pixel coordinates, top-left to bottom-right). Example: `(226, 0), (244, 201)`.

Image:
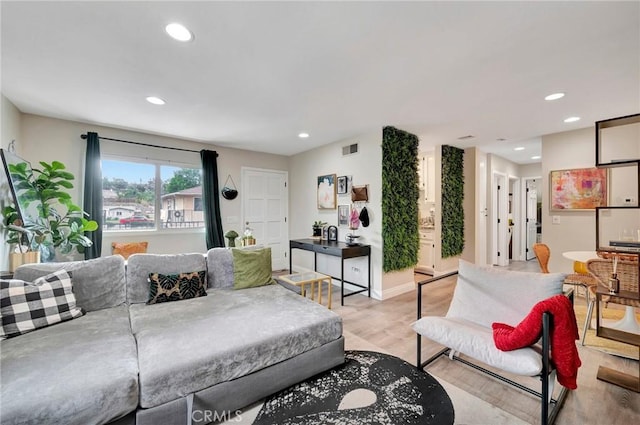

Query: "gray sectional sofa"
(0, 248), (344, 425)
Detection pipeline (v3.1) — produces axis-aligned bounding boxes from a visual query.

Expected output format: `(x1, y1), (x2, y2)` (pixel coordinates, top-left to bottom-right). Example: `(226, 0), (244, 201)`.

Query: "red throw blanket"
(492, 294), (582, 389)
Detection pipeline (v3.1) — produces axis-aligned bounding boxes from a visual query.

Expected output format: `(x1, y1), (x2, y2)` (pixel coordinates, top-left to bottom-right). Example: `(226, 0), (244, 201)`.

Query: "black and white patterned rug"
(252, 350), (454, 425)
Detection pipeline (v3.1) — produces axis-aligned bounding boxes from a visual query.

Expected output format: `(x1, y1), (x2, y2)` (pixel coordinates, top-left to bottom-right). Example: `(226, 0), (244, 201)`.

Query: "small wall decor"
(550, 167), (608, 210)
(221, 174), (238, 200)
(317, 174), (337, 209)
(338, 205), (350, 226)
(337, 175), (352, 195)
(351, 185), (369, 202)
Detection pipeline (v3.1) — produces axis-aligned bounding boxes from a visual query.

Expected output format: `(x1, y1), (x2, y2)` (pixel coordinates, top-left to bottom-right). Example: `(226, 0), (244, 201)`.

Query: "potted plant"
(2, 160), (98, 263)
(241, 222), (256, 246)
(224, 230), (239, 247)
(312, 220), (327, 237)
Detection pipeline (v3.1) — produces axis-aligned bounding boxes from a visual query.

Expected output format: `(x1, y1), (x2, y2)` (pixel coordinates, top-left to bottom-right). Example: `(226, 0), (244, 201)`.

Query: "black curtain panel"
(200, 149), (224, 249)
(83, 132), (103, 259)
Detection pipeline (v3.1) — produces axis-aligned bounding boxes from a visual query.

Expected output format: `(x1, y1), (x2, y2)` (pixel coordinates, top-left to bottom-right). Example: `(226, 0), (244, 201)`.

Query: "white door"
(476, 153), (488, 266)
(525, 178), (539, 261)
(492, 172), (509, 266)
(241, 168), (289, 270)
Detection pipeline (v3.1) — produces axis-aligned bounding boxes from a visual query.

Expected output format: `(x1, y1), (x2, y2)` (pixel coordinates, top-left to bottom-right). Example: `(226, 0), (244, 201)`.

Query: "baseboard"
(381, 280), (415, 300)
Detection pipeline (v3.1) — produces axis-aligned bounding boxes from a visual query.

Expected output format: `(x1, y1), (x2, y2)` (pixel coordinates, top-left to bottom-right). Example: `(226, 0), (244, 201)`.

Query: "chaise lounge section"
(1, 248), (344, 425)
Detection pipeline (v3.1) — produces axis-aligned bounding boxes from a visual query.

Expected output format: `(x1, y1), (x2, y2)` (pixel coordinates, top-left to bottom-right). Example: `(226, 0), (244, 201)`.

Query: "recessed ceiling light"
(545, 92), (565, 101)
(146, 96), (165, 105)
(514, 147), (525, 151)
(531, 155), (541, 160)
(564, 116), (581, 123)
(298, 132), (310, 138)
(165, 23), (193, 42)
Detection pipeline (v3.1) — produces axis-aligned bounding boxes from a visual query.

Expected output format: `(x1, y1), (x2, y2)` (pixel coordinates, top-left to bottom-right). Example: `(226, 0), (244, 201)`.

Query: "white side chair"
(413, 260), (571, 425)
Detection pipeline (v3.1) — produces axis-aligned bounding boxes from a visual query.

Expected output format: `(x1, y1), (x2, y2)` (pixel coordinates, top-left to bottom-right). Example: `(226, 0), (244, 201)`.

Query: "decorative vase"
(9, 251), (41, 272)
(313, 227), (322, 237)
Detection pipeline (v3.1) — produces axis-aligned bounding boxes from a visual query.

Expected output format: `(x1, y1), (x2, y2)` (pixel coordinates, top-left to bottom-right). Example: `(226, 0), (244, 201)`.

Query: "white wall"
(18, 114), (288, 256)
(1, 96), (23, 271)
(542, 127), (596, 273)
(519, 163), (542, 178)
(289, 131), (393, 300)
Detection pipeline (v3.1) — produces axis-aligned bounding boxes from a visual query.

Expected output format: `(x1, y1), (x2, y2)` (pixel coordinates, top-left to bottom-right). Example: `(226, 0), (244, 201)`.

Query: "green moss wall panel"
(441, 145), (464, 258)
(382, 126), (420, 272)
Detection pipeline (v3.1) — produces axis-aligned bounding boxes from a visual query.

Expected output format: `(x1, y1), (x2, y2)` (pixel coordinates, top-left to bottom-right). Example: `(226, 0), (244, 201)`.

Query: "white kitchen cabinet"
(417, 230), (435, 273)
(425, 153), (435, 201)
(418, 152), (435, 201)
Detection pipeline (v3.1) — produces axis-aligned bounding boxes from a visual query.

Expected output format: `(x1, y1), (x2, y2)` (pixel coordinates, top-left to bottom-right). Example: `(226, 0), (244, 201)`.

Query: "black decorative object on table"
(254, 350), (454, 425)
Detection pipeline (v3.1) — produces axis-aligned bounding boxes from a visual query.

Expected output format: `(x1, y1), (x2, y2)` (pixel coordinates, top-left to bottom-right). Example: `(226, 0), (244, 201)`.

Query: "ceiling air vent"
(342, 143), (359, 156)
(457, 135), (475, 140)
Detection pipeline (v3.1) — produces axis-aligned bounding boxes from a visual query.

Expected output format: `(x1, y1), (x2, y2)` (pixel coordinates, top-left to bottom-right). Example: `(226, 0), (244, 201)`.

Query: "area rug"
(574, 304), (640, 360)
(254, 350), (453, 424)
(224, 350), (527, 425)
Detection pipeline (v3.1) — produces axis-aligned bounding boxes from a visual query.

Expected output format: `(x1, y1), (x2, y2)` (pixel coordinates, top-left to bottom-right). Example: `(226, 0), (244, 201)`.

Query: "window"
(102, 158), (203, 231)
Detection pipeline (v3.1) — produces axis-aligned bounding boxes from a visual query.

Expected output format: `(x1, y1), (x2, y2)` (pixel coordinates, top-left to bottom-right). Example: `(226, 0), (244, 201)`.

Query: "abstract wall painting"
(550, 167), (608, 210)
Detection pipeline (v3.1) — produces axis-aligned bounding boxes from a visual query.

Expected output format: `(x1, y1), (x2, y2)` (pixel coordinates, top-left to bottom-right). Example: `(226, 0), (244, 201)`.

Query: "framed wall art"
(338, 204), (350, 226)
(337, 175), (352, 195)
(550, 167), (608, 210)
(317, 174), (337, 209)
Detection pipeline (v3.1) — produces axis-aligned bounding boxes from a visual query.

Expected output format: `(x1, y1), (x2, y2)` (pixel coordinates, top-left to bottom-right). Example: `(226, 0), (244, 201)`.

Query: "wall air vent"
(457, 135), (475, 140)
(342, 143), (359, 156)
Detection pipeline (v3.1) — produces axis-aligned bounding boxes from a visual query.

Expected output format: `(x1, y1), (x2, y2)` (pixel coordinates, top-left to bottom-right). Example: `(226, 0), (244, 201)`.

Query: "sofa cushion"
(126, 253), (207, 304)
(447, 259), (565, 328)
(207, 247), (234, 289)
(232, 247), (276, 289)
(129, 284), (343, 408)
(0, 305), (138, 425)
(13, 255), (126, 312)
(412, 316), (543, 376)
(112, 241), (149, 259)
(147, 270), (207, 304)
(0, 270), (84, 338)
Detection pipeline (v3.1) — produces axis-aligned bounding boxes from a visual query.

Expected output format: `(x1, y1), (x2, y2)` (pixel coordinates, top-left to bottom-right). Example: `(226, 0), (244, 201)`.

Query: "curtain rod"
(81, 134), (200, 153)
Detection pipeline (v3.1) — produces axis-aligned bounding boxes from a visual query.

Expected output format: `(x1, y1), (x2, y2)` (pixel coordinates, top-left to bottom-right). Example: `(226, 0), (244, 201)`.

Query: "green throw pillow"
(232, 248), (276, 289)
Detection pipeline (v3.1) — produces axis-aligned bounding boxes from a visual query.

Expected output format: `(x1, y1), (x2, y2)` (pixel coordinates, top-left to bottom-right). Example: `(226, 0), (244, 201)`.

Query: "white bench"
(412, 260), (571, 425)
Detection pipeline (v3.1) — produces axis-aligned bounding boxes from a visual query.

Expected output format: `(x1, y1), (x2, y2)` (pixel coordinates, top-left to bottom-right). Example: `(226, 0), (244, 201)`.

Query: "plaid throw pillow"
(1, 270), (85, 339)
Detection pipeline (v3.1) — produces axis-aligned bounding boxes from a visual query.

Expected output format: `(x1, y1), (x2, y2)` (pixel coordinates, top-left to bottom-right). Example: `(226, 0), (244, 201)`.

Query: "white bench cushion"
(412, 316), (542, 376)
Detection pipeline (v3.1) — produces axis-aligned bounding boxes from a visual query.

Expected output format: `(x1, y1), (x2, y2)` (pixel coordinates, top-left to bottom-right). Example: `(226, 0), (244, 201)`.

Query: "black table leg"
(341, 257), (345, 306)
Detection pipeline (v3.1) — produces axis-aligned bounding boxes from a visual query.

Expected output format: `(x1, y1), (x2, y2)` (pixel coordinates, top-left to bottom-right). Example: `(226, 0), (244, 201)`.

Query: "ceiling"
(1, 1), (639, 164)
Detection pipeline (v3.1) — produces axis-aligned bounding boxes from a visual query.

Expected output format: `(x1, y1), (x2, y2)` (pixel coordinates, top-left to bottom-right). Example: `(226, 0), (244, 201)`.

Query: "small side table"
(278, 271), (332, 309)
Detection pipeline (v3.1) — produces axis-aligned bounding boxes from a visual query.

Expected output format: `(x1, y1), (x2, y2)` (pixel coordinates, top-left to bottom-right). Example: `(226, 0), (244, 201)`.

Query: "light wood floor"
(323, 260), (640, 425)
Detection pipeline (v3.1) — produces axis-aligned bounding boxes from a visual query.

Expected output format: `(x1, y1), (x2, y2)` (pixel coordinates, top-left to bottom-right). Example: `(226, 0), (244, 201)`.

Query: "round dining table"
(562, 251), (598, 263)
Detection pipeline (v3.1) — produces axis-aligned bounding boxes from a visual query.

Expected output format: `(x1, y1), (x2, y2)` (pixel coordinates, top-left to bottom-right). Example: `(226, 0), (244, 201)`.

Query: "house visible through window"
(102, 158), (203, 231)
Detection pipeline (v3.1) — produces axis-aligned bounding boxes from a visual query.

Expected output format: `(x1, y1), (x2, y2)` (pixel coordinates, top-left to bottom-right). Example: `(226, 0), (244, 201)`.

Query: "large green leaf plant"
(3, 160), (98, 260)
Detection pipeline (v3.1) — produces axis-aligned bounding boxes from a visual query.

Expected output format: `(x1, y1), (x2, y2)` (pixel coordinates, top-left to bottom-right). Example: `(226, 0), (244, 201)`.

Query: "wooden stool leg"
(310, 281), (315, 301)
(327, 278), (332, 310)
(317, 280), (322, 305)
